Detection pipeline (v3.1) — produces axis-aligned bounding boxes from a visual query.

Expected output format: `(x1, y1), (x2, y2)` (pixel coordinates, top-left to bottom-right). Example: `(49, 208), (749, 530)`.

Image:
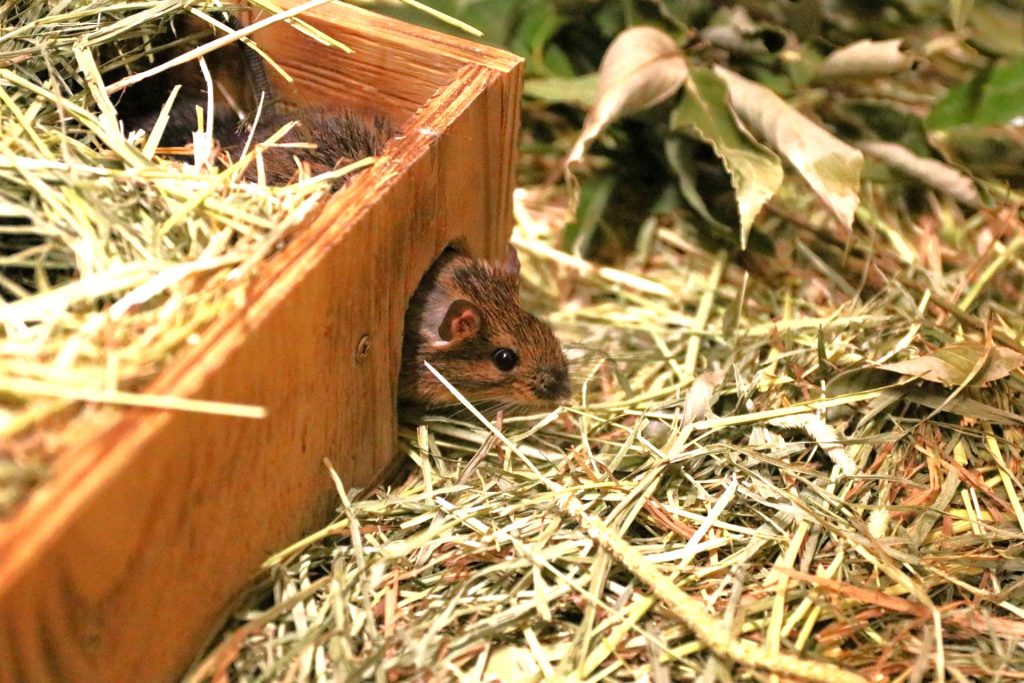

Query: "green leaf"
(563, 174), (616, 254)
(663, 135), (735, 240)
(841, 100), (932, 155)
(541, 42), (576, 77)
(671, 67), (783, 248)
(783, 42), (824, 90)
(524, 73), (600, 107)
(650, 0), (704, 26)
(510, 2), (569, 77)
(927, 56), (1024, 130)
(928, 125), (1024, 177)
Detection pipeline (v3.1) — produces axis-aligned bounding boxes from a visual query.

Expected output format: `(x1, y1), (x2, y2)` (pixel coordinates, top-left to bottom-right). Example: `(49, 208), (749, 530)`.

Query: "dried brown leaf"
(817, 39), (917, 81)
(671, 67), (784, 247)
(682, 368), (725, 425)
(713, 66), (863, 228)
(878, 342), (1024, 387)
(858, 140), (980, 206)
(567, 26), (689, 164)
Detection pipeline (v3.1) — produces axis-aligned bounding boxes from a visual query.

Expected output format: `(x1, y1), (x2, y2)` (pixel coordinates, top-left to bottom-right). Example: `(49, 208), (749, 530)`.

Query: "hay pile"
(0, 0), (356, 512)
(2, 0), (1021, 678)
(192, 179), (1024, 680)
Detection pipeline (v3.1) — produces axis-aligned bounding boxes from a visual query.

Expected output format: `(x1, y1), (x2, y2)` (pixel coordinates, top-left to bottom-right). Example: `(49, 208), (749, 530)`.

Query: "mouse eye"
(492, 348), (518, 372)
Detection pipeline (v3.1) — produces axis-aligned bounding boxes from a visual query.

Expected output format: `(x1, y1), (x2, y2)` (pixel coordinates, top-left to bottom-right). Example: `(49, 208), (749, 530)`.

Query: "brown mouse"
(399, 247), (570, 409)
(116, 13), (391, 185)
(228, 106), (391, 185)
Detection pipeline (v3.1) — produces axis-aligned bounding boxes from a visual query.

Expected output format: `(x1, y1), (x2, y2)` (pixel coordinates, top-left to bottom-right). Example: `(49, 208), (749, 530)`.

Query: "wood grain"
(251, 1), (520, 124)
(0, 2), (522, 680)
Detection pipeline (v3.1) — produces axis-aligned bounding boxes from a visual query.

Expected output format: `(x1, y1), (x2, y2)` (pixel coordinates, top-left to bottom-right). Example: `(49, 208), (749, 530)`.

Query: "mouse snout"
(533, 365), (571, 402)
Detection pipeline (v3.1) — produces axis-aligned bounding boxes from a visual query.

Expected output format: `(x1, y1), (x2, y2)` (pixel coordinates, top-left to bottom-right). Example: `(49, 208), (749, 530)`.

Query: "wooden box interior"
(0, 2), (522, 680)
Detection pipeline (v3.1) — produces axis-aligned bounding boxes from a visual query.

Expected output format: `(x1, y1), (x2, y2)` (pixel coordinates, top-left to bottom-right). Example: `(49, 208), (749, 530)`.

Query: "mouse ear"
(438, 299), (483, 344)
(501, 245), (520, 277)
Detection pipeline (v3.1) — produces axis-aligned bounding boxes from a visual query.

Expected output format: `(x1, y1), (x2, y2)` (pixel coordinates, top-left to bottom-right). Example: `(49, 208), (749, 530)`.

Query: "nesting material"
(0, 0), (363, 512)
(194, 188), (1024, 680)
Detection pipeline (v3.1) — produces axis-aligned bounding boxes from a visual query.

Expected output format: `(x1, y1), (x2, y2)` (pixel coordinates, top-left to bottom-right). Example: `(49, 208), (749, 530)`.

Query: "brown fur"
(229, 107), (392, 185)
(121, 94), (391, 186)
(115, 14), (392, 186)
(400, 250), (570, 409)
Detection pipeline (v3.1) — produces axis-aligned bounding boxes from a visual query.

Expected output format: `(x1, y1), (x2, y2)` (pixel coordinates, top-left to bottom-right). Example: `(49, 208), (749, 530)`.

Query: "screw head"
(356, 335), (371, 363)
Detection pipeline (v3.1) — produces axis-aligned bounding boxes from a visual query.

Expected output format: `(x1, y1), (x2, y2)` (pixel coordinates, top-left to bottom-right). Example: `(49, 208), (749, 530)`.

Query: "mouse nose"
(534, 366), (570, 402)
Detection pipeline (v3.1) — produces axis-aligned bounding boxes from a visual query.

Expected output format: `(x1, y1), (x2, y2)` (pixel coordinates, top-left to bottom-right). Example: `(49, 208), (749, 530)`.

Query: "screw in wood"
(356, 335), (371, 363)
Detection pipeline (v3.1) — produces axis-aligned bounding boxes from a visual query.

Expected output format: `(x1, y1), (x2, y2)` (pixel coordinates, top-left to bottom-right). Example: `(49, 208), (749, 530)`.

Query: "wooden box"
(0, 3), (522, 680)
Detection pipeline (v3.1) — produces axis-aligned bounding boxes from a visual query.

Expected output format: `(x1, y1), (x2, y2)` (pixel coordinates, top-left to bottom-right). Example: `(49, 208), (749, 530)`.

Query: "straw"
(194, 182), (1024, 681)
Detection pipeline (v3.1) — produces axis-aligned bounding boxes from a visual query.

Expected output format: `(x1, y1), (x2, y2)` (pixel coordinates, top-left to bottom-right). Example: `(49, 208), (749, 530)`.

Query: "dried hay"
(0, 0), (389, 512)
(192, 186), (1024, 681)
(1, 1), (1021, 679)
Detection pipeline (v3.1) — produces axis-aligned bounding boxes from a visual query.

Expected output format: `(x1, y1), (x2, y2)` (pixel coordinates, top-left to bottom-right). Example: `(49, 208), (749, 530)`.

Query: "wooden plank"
(0, 3), (522, 680)
(252, 0), (521, 122)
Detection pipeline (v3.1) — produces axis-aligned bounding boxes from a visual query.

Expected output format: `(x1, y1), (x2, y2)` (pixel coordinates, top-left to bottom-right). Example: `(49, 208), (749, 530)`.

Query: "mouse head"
(400, 247), (570, 409)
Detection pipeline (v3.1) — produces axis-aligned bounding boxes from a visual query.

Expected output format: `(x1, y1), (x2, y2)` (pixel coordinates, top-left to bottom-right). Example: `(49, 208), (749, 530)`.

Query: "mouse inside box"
(113, 12), (397, 188)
